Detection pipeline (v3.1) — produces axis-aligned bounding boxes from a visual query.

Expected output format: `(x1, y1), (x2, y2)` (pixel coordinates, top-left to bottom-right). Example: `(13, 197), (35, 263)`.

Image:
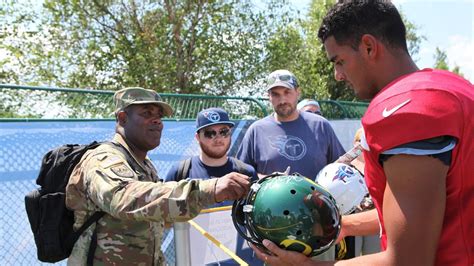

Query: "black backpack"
(175, 157), (250, 181)
(24, 141), (138, 263)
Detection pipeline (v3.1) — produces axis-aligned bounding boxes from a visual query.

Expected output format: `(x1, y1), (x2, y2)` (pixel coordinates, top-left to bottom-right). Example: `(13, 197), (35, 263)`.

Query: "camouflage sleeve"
(76, 149), (217, 223)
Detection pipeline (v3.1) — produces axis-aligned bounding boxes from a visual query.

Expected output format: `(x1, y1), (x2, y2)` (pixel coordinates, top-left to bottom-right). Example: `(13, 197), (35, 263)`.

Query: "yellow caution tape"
(200, 205), (232, 214)
(188, 220), (248, 266)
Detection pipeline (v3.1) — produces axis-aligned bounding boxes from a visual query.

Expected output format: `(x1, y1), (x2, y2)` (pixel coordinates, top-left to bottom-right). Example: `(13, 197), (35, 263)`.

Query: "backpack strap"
(176, 158), (192, 181)
(66, 211), (105, 265)
(73, 141), (141, 263)
(105, 141), (142, 173)
(87, 227), (99, 266)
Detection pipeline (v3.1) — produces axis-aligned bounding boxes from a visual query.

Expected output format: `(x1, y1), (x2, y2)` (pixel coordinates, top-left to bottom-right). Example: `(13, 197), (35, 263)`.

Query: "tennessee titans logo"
(270, 135), (306, 161)
(332, 165), (355, 183)
(203, 111), (220, 122)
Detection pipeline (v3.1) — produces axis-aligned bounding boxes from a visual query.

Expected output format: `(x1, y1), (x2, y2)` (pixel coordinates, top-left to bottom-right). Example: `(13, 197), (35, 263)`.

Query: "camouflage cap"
(266, 69), (299, 91)
(114, 87), (173, 116)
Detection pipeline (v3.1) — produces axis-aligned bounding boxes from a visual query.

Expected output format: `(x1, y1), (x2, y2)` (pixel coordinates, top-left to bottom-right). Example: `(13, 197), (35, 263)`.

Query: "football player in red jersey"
(250, 1), (474, 265)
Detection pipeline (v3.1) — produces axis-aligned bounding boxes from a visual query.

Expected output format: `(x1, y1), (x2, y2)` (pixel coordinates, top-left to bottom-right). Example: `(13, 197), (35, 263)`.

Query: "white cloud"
(415, 36), (473, 82)
(446, 35), (473, 82)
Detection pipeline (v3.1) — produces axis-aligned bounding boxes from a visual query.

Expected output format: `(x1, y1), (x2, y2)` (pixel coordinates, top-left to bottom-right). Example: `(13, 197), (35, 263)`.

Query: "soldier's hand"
(214, 172), (250, 202)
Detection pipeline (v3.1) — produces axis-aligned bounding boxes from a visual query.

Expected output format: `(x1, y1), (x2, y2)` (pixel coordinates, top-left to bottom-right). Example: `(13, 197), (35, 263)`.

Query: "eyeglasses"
(267, 74), (298, 88)
(202, 128), (231, 139)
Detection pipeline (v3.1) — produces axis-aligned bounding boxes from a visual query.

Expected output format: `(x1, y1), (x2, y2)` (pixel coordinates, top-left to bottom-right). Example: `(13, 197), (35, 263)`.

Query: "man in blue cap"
(165, 107), (260, 265)
(165, 107), (257, 193)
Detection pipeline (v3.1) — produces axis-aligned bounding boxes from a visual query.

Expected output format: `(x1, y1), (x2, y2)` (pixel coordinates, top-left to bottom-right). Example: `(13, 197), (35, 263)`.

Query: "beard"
(274, 102), (296, 118)
(199, 140), (230, 159)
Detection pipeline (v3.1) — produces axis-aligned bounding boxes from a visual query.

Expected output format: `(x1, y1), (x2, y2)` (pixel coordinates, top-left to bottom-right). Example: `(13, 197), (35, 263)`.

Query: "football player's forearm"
(342, 209), (380, 237)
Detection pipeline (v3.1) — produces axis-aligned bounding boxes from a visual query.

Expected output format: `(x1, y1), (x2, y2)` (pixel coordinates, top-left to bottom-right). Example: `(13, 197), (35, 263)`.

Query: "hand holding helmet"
(250, 239), (311, 266)
(232, 173), (341, 257)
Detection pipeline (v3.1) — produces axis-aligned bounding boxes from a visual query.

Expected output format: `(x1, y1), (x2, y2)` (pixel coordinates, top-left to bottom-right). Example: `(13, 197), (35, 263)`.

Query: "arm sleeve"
(80, 151), (217, 223)
(380, 136), (456, 166)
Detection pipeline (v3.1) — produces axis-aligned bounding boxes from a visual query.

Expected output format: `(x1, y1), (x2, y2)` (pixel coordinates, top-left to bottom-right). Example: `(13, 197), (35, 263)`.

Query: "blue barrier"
(0, 120), (249, 265)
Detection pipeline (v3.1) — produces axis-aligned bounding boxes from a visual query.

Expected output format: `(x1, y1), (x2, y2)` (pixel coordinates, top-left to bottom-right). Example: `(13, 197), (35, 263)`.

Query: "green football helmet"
(232, 173), (341, 257)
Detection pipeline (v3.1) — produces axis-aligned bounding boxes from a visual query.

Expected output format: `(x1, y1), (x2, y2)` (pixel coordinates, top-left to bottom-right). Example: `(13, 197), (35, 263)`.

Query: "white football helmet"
(316, 163), (368, 215)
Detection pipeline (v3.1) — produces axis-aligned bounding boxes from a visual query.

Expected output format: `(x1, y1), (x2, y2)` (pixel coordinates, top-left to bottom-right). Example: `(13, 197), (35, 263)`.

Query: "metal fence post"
(173, 222), (191, 266)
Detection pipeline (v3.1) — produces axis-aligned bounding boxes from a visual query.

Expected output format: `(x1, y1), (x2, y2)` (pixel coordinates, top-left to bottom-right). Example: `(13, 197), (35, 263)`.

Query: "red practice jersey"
(362, 69), (474, 265)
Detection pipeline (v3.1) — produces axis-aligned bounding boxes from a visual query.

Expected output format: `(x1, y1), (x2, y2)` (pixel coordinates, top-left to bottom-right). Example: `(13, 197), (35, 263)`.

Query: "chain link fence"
(0, 120), (203, 265)
(0, 84), (367, 265)
(0, 85), (269, 120)
(257, 97), (368, 120)
(0, 84), (368, 120)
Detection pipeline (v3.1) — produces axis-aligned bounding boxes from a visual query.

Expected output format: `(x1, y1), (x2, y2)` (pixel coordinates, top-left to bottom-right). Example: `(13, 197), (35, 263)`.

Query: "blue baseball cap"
(196, 107), (235, 132)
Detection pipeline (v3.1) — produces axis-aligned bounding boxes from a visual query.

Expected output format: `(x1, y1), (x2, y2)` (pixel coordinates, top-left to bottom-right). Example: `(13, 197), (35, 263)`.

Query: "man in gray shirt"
(237, 69), (345, 180)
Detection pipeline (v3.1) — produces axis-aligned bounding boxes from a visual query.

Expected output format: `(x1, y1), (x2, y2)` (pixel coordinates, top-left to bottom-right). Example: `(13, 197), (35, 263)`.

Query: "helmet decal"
(332, 165), (355, 183)
(280, 239), (312, 256)
(316, 163), (369, 214)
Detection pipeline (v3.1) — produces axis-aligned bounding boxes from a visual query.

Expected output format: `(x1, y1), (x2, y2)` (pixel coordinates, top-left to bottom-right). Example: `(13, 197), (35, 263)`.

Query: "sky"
(290, 0), (474, 82)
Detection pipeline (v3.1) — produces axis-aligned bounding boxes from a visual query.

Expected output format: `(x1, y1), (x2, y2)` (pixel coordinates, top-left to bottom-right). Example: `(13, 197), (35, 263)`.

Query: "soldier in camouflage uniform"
(66, 87), (250, 265)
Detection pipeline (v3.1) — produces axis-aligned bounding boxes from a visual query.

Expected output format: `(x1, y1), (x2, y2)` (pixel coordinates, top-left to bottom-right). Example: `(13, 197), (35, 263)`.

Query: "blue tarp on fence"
(0, 120), (249, 265)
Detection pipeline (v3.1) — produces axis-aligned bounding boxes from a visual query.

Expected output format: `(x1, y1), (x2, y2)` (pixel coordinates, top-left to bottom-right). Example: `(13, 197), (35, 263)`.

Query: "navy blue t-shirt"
(237, 111), (346, 180)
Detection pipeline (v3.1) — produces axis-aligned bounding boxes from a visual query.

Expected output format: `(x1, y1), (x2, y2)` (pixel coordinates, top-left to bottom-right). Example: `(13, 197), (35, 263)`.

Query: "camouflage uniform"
(66, 133), (217, 265)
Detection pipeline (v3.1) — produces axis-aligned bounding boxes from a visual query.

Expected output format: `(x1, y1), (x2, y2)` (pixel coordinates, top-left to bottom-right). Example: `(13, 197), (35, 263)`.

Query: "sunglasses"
(202, 128), (231, 139)
(267, 74), (298, 88)
(305, 110), (323, 115)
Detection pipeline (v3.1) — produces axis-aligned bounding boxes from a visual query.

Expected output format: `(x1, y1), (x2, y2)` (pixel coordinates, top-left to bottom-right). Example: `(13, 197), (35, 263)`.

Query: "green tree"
(1, 0), (438, 102)
(1, 1), (31, 84)
(264, 0), (425, 101)
(1, 0), (295, 94)
(433, 47), (463, 76)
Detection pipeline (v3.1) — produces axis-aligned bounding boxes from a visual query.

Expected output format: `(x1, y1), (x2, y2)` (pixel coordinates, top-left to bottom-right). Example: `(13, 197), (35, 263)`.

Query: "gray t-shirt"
(236, 111), (345, 180)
